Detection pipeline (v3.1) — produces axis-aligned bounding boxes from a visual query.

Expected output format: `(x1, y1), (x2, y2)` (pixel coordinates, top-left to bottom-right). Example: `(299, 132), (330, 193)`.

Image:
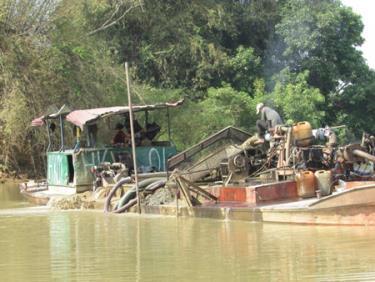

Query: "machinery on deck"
(168, 123), (375, 186)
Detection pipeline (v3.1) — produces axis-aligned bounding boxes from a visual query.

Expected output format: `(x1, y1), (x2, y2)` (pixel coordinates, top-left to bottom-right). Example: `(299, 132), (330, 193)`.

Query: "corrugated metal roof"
(34, 99), (184, 129)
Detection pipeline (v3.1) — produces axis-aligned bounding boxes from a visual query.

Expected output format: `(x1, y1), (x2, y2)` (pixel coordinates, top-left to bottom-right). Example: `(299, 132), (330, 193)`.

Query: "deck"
(20, 180), (375, 225)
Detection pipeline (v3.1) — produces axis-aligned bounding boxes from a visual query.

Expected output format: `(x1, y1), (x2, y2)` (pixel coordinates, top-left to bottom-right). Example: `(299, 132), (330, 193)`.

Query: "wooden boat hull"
(19, 178), (375, 225)
(19, 182), (75, 206)
(144, 182), (375, 226)
(20, 190), (50, 205)
(257, 203), (375, 225)
(258, 184), (375, 225)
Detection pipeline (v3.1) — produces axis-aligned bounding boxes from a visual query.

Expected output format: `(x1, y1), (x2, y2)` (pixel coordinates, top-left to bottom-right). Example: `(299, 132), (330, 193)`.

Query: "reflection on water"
(0, 182), (31, 209)
(1, 184), (375, 281)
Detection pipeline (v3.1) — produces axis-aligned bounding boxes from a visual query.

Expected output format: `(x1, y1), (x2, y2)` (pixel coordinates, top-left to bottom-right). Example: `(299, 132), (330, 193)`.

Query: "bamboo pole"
(125, 62), (141, 214)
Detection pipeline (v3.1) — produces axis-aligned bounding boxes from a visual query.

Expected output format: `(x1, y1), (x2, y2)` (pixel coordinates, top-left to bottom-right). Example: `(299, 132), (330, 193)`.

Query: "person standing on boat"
(255, 103), (283, 142)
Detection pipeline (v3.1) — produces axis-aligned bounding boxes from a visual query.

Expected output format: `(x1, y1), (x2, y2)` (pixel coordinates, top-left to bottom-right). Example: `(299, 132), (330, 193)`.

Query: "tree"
(225, 46), (262, 94)
(273, 71), (325, 127)
(330, 67), (375, 135)
(274, 0), (364, 95)
(0, 0), (127, 174)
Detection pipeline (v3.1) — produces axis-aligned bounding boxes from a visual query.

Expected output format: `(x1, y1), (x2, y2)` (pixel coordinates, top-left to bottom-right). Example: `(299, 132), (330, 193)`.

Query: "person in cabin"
(112, 123), (129, 145)
(124, 116), (143, 146)
(255, 103), (283, 142)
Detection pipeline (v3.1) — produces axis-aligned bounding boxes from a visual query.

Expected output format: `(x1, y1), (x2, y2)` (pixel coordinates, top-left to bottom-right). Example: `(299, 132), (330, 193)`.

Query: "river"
(1, 182), (375, 281)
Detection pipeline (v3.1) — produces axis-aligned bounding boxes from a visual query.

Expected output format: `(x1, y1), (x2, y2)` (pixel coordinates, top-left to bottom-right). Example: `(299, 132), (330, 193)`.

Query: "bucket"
(296, 171), (316, 198)
(293, 121), (313, 147)
(315, 170), (331, 196)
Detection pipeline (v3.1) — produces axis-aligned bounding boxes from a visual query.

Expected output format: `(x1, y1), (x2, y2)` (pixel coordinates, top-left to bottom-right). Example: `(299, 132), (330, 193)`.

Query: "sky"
(341, 0), (375, 70)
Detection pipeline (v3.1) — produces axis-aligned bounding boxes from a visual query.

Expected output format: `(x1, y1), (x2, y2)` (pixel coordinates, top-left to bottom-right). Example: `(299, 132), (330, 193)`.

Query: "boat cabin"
(31, 100), (183, 192)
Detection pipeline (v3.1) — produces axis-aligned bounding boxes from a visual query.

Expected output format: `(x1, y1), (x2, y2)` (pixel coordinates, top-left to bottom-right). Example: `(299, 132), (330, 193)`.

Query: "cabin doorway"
(67, 155), (74, 183)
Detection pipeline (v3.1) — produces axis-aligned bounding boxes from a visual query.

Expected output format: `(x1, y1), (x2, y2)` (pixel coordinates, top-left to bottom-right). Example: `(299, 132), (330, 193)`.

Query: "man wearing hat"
(255, 103), (283, 142)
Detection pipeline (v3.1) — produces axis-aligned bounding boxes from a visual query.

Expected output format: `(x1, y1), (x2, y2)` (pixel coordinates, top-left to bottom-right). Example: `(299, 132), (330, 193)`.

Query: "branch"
(87, 2), (142, 36)
(99, 3), (121, 29)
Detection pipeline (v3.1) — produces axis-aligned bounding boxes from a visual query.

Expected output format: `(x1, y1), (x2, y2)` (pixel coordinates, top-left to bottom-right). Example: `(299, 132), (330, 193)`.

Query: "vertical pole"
(167, 107), (171, 143)
(175, 184), (179, 217)
(166, 108), (171, 178)
(46, 120), (52, 153)
(86, 127), (91, 147)
(73, 127), (81, 152)
(59, 115), (65, 152)
(45, 120), (51, 188)
(145, 110), (149, 128)
(125, 62), (141, 214)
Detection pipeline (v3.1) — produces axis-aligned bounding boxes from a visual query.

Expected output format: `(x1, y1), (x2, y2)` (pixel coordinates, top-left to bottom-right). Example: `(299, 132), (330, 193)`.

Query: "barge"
(21, 102), (375, 225)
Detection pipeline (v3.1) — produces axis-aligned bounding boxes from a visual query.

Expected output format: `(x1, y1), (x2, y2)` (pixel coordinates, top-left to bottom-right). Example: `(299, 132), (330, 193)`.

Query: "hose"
(113, 180), (167, 213)
(104, 177), (131, 213)
(144, 179), (167, 193)
(112, 198), (138, 214)
(106, 177), (167, 213)
(116, 177), (166, 209)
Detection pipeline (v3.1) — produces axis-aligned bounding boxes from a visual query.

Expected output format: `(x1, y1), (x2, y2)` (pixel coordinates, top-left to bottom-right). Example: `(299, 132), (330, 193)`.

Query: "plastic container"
(293, 121), (313, 147)
(296, 171), (316, 198)
(315, 170), (331, 196)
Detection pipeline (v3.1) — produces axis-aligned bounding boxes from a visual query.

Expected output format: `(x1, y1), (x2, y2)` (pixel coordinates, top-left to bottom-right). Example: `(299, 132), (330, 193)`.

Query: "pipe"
(113, 198), (138, 214)
(104, 177), (132, 213)
(116, 177), (166, 210)
(132, 171), (168, 180)
(353, 149), (375, 163)
(114, 180), (166, 213)
(144, 179), (167, 193)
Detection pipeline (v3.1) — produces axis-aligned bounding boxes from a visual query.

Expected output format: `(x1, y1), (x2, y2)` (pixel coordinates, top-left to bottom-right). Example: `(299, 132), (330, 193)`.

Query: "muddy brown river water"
(1, 182), (375, 281)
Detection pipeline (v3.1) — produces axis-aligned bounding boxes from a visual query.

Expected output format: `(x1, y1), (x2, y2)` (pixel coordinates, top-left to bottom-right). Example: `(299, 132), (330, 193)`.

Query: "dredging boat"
(21, 104), (375, 225)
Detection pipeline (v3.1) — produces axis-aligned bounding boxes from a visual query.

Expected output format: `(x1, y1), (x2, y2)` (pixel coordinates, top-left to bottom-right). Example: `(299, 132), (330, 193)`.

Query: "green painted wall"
(47, 146), (177, 188)
(47, 152), (70, 186)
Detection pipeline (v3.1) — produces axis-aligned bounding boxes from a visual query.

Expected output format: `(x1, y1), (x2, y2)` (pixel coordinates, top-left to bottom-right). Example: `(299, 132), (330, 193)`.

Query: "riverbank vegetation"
(0, 0), (374, 176)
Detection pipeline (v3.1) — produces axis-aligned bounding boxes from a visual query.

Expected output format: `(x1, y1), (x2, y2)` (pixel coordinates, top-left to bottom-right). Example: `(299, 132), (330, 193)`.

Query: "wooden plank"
(179, 176), (218, 202)
(176, 178), (193, 207)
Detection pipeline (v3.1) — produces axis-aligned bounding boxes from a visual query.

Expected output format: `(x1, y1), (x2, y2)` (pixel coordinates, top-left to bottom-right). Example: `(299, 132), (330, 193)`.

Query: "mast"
(125, 62), (141, 214)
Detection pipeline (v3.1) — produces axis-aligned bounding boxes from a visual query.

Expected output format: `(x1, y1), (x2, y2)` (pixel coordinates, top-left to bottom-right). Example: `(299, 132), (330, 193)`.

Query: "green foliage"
(138, 84), (256, 149)
(273, 71), (325, 127)
(94, 0), (279, 95)
(0, 0), (127, 174)
(226, 46), (262, 94)
(275, 0), (364, 95)
(202, 84), (254, 130)
(330, 67), (375, 135)
(174, 84), (255, 149)
(0, 0), (373, 175)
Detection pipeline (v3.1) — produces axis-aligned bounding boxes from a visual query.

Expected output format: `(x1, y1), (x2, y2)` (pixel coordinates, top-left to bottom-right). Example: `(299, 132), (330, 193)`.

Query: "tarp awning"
(66, 99), (184, 130)
(31, 116), (45, 127)
(31, 105), (71, 127)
